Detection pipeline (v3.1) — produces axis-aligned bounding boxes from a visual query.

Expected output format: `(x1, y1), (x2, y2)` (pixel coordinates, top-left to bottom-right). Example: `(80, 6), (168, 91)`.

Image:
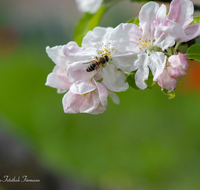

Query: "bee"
(84, 55), (109, 73)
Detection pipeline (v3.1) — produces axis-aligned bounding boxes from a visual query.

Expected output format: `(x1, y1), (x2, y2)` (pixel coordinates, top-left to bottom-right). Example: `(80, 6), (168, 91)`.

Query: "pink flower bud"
(157, 68), (178, 92)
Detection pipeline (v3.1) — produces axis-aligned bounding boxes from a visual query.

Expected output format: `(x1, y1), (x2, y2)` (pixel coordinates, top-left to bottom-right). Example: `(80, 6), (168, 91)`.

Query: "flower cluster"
(46, 0), (200, 114)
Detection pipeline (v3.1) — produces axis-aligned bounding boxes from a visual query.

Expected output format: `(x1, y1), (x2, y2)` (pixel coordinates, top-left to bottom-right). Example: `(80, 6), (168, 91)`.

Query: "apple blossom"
(62, 79), (108, 114)
(157, 53), (189, 92)
(63, 26), (138, 92)
(109, 2), (186, 89)
(168, 0), (200, 42)
(75, 0), (103, 14)
(45, 43), (76, 93)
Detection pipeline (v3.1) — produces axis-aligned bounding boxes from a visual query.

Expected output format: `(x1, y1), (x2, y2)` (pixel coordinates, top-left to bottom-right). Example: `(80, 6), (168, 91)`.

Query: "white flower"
(75, 0), (103, 14)
(45, 43), (77, 93)
(62, 79), (108, 114)
(109, 2), (185, 89)
(63, 26), (138, 92)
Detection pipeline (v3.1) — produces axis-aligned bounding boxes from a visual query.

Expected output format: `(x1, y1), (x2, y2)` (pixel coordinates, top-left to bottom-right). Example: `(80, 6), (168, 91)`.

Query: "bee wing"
(93, 65), (101, 76)
(82, 57), (97, 64)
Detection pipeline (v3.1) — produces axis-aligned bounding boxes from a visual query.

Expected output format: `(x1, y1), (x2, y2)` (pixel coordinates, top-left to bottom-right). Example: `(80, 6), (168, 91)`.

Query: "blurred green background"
(0, 0), (200, 190)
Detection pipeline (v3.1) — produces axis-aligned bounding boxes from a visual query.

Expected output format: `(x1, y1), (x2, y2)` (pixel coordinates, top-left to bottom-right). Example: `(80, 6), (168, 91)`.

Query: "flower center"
(99, 42), (117, 59)
(136, 34), (154, 54)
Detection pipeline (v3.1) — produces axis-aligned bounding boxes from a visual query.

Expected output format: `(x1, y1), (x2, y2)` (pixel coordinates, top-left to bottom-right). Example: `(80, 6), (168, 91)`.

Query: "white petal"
(156, 4), (167, 24)
(148, 52), (166, 81)
(93, 80), (108, 106)
(101, 63), (129, 92)
(70, 81), (96, 95)
(134, 53), (150, 89)
(45, 72), (71, 92)
(108, 23), (142, 53)
(46, 45), (67, 65)
(112, 51), (138, 72)
(63, 45), (98, 60)
(82, 27), (113, 48)
(67, 60), (95, 83)
(139, 2), (159, 39)
(108, 91), (120, 105)
(153, 22), (176, 50)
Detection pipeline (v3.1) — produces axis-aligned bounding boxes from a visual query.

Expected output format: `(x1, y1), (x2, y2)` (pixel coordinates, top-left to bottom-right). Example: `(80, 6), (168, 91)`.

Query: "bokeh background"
(0, 0), (200, 190)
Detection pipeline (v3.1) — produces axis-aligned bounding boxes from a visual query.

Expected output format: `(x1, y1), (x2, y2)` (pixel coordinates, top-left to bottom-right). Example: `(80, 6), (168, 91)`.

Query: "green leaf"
(162, 89), (175, 99)
(126, 16), (139, 26)
(190, 16), (200, 25)
(185, 44), (200, 61)
(145, 70), (157, 89)
(74, 5), (106, 46)
(126, 73), (140, 90)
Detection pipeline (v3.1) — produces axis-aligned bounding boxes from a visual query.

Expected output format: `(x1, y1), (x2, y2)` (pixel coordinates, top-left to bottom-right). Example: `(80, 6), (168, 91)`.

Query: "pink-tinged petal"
(154, 23), (176, 50)
(157, 68), (178, 93)
(157, 20), (186, 41)
(167, 67), (186, 78)
(70, 81), (96, 95)
(139, 2), (159, 39)
(45, 64), (72, 92)
(179, 25), (200, 42)
(67, 61), (95, 83)
(46, 46), (68, 65)
(89, 101), (107, 114)
(156, 4), (167, 24)
(62, 92), (83, 114)
(168, 53), (189, 70)
(62, 81), (107, 114)
(45, 72), (71, 92)
(63, 45), (98, 60)
(149, 52), (166, 80)
(101, 63), (129, 92)
(93, 80), (108, 106)
(107, 91), (120, 105)
(178, 53), (189, 70)
(79, 90), (100, 113)
(108, 23), (142, 53)
(134, 53), (150, 89)
(168, 0), (194, 30)
(82, 27), (113, 48)
(112, 51), (138, 72)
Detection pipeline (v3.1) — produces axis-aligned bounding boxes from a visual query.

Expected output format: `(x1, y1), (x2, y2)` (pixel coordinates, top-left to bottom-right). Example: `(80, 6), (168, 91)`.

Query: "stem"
(170, 46), (174, 55)
(174, 41), (182, 52)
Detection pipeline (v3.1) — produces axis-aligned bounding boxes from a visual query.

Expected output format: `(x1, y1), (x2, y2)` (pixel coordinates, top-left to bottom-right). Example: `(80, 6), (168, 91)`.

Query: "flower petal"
(179, 25), (200, 42)
(46, 45), (68, 65)
(62, 92), (83, 114)
(157, 68), (178, 92)
(63, 44), (98, 60)
(70, 81), (96, 95)
(101, 63), (129, 92)
(93, 80), (108, 106)
(108, 91), (120, 105)
(67, 60), (95, 83)
(139, 2), (159, 39)
(112, 51), (138, 72)
(168, 0), (194, 30)
(82, 27), (113, 48)
(148, 52), (166, 81)
(134, 53), (150, 89)
(108, 23), (142, 53)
